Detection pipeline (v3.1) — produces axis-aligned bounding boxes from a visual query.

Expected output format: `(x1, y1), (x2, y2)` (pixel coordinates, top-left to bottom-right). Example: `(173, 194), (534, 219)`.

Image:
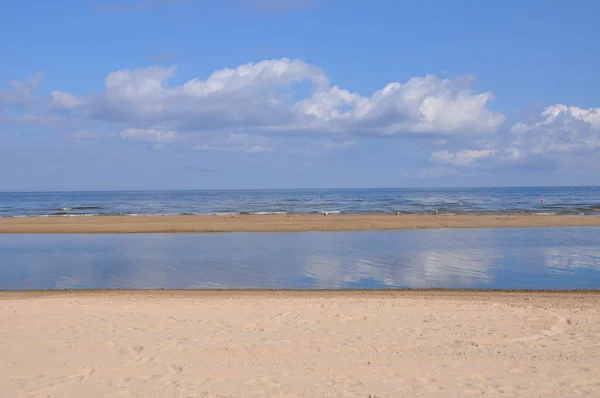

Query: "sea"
(1, 186), (600, 218)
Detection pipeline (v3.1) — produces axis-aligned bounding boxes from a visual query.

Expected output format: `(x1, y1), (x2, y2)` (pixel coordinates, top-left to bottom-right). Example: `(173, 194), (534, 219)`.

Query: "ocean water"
(1, 228), (599, 290)
(1, 187), (600, 218)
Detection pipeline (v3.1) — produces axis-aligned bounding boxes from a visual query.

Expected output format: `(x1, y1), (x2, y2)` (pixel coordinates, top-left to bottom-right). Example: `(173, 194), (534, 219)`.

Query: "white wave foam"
(250, 211), (288, 215)
(52, 213), (99, 217)
(14, 214), (101, 218)
(320, 210), (342, 215)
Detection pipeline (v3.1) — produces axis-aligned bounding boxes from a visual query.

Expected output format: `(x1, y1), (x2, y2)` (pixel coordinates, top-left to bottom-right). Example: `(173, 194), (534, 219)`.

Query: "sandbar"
(1, 214), (600, 233)
(1, 290), (599, 397)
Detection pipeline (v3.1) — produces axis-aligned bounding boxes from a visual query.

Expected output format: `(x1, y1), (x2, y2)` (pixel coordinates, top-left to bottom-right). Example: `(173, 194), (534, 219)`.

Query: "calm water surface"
(1, 228), (600, 290)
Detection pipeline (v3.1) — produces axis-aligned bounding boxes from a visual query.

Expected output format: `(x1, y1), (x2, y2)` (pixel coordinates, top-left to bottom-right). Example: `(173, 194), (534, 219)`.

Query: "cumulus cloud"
(472, 104), (600, 165)
(7, 57), (598, 178)
(25, 58), (503, 140)
(296, 75), (504, 135)
(510, 104), (600, 154)
(425, 104), (600, 173)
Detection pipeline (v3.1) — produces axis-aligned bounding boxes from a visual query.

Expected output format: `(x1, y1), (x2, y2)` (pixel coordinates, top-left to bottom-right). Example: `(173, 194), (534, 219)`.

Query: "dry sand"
(1, 290), (599, 397)
(1, 214), (600, 233)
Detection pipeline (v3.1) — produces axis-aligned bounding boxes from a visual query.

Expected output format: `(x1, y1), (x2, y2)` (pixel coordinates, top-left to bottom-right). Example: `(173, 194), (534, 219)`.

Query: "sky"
(1, 0), (599, 191)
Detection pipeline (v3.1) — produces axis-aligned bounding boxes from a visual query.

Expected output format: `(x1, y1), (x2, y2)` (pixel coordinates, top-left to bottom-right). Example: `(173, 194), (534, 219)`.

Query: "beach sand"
(1, 214), (600, 233)
(1, 290), (599, 397)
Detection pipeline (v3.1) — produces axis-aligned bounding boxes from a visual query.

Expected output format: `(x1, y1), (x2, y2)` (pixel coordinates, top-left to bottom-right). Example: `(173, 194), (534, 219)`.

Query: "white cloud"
(504, 146), (524, 160)
(430, 149), (497, 167)
(120, 128), (176, 143)
(181, 58), (329, 95)
(296, 75), (504, 135)
(0, 73), (43, 106)
(8, 59), (599, 178)
(510, 104), (600, 155)
(28, 58), (503, 141)
(51, 91), (81, 109)
(426, 104), (600, 172)
(193, 144), (274, 153)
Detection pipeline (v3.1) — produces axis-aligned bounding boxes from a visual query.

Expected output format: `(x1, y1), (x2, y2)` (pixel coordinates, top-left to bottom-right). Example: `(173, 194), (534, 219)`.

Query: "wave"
(53, 206), (104, 211)
(309, 210), (344, 215)
(42, 213), (101, 217)
(3, 207), (599, 218)
(32, 212), (142, 217)
(239, 211), (289, 215)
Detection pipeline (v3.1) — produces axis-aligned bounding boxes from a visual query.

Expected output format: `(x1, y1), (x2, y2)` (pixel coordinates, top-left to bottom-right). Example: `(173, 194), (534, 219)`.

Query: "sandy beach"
(1, 214), (600, 233)
(1, 290), (599, 397)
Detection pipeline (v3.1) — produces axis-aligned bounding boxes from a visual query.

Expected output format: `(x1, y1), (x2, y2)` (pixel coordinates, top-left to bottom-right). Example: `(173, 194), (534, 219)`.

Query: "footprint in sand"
(128, 345), (144, 355)
(69, 368), (97, 382)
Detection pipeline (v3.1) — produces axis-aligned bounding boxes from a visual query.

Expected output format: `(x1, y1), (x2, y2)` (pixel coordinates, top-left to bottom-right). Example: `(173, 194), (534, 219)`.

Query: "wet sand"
(1, 214), (600, 233)
(1, 290), (599, 397)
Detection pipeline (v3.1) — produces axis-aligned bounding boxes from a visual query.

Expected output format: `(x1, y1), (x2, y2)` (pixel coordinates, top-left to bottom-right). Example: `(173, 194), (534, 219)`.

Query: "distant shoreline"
(1, 214), (600, 233)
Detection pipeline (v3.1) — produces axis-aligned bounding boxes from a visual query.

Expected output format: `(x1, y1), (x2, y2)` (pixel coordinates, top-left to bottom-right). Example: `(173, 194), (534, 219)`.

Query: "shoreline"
(2, 290), (599, 397)
(1, 214), (600, 233)
(2, 288), (600, 296)
(2, 289), (600, 302)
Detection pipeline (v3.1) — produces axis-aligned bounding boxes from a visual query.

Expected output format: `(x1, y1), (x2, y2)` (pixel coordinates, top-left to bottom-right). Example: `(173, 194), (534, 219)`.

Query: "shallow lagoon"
(1, 228), (600, 290)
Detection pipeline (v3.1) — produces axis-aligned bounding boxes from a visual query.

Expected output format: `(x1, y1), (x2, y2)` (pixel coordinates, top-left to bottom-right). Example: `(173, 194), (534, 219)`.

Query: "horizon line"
(1, 185), (599, 194)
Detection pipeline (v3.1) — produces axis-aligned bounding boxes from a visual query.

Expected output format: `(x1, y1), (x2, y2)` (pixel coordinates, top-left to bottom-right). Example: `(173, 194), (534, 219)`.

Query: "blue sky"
(1, 0), (599, 191)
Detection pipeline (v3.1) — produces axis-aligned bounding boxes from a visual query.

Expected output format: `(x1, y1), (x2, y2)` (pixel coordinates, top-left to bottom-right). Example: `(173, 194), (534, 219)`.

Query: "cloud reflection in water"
(1, 228), (599, 290)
